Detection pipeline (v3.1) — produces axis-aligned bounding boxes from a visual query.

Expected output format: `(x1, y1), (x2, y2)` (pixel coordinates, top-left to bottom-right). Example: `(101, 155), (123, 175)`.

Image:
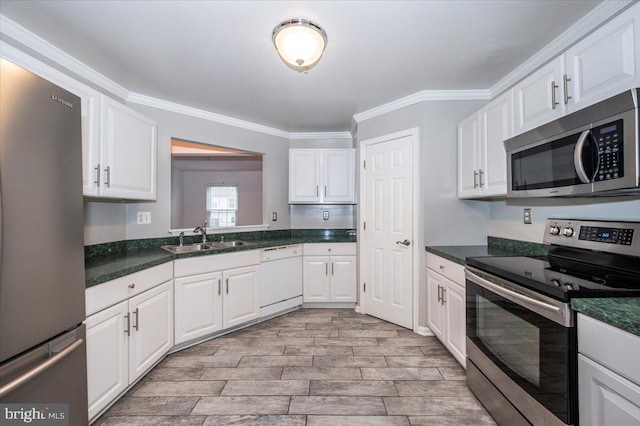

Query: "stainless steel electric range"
(465, 219), (640, 426)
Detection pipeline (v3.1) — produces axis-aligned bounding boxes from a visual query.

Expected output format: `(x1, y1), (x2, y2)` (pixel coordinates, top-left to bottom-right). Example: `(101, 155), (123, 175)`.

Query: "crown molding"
(289, 132), (353, 140)
(489, 0), (634, 98)
(353, 89), (491, 123)
(0, 14), (129, 100)
(127, 92), (291, 139)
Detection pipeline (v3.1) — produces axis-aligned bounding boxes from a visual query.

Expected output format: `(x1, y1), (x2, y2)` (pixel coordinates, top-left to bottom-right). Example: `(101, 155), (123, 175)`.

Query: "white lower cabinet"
(173, 251), (260, 345)
(302, 243), (357, 303)
(426, 253), (466, 367)
(578, 313), (640, 425)
(85, 270), (173, 421)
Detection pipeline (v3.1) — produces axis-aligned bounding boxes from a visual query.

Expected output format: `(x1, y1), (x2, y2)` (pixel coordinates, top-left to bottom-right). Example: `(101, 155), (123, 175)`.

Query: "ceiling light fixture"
(272, 18), (327, 73)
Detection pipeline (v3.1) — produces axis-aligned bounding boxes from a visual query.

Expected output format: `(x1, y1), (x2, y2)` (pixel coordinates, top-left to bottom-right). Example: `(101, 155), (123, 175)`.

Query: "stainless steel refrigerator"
(0, 59), (88, 423)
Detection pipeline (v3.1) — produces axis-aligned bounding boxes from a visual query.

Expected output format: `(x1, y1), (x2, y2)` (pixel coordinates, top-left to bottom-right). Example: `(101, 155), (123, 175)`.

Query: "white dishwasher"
(260, 245), (303, 317)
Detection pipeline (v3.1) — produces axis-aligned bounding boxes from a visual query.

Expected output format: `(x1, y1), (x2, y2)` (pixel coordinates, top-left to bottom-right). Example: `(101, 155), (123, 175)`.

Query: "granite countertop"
(425, 237), (549, 265)
(572, 298), (640, 337)
(85, 230), (356, 288)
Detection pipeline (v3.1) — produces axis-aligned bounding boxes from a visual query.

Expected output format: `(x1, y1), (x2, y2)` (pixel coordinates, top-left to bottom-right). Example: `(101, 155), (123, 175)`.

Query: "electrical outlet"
(137, 211), (151, 225)
(323, 211), (329, 220)
(272, 212), (277, 221)
(523, 208), (532, 224)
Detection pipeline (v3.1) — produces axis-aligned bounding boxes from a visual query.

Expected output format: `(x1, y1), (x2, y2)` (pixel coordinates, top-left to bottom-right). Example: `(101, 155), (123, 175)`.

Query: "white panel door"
(303, 256), (330, 302)
(128, 281), (173, 382)
(223, 265), (260, 329)
(100, 95), (157, 200)
(426, 270), (445, 340)
(579, 354), (640, 425)
(174, 271), (223, 345)
(289, 149), (322, 203)
(363, 134), (413, 329)
(324, 149), (355, 203)
(330, 255), (357, 302)
(85, 301), (128, 420)
(566, 5), (640, 114)
(481, 90), (512, 197)
(444, 279), (466, 367)
(514, 57), (565, 135)
(457, 112), (480, 198)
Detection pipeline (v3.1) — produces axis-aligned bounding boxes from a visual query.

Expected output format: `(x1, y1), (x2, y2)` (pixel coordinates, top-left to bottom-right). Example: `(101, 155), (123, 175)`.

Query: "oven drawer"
(427, 252), (464, 284)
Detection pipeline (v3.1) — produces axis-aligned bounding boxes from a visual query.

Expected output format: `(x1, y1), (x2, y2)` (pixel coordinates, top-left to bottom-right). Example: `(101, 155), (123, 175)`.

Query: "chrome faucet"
(178, 231), (185, 247)
(193, 220), (208, 243)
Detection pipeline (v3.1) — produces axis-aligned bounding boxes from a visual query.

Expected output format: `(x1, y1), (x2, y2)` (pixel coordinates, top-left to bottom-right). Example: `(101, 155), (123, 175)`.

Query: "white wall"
(83, 202), (126, 245)
(490, 197), (640, 243)
(178, 170), (262, 228)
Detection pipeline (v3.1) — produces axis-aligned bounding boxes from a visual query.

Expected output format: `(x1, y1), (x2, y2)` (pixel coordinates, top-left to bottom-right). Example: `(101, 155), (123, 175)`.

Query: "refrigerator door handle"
(0, 338), (83, 398)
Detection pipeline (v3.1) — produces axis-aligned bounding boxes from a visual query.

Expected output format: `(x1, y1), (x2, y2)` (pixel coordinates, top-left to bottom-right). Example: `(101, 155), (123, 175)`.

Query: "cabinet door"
(566, 5), (640, 114)
(85, 301), (128, 420)
(223, 265), (260, 329)
(426, 269), (445, 340)
(303, 256), (331, 302)
(457, 112), (481, 198)
(444, 279), (466, 367)
(128, 281), (173, 382)
(289, 149), (322, 203)
(324, 149), (355, 203)
(514, 57), (565, 135)
(100, 95), (157, 200)
(330, 255), (357, 302)
(579, 354), (640, 425)
(174, 271), (223, 345)
(480, 90), (512, 197)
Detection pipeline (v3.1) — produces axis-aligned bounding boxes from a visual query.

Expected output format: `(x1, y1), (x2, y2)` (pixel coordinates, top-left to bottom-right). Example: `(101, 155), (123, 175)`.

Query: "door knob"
(396, 239), (411, 246)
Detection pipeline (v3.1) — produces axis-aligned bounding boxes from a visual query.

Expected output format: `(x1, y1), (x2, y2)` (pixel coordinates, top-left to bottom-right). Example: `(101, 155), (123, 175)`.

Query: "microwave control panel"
(594, 119), (624, 182)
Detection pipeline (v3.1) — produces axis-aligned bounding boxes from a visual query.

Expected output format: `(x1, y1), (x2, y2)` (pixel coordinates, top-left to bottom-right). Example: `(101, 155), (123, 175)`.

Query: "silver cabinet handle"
(442, 288), (447, 305)
(437, 284), (442, 303)
(473, 170), (478, 189)
(133, 307), (139, 331)
(0, 338), (84, 398)
(104, 166), (111, 187)
(316, 185), (319, 197)
(563, 74), (572, 105)
(226, 278), (229, 295)
(331, 262), (334, 275)
(124, 313), (130, 335)
(325, 262), (328, 275)
(396, 239), (411, 246)
(218, 278), (221, 296)
(324, 185), (327, 197)
(479, 169), (484, 188)
(94, 163), (101, 186)
(551, 81), (559, 110)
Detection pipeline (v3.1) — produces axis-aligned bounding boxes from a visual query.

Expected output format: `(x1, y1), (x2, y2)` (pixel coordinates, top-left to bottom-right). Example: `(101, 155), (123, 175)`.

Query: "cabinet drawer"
(86, 262), (173, 316)
(174, 250), (260, 278)
(303, 243), (356, 256)
(426, 252), (465, 284)
(578, 313), (640, 385)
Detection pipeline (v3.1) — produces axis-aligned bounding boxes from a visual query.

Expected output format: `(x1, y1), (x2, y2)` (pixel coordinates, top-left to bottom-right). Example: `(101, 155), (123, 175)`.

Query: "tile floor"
(95, 309), (497, 425)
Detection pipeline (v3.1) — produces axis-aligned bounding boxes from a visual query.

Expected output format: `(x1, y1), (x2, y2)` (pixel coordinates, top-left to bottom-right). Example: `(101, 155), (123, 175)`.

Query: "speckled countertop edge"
(425, 236), (549, 266)
(85, 230), (356, 288)
(572, 298), (640, 337)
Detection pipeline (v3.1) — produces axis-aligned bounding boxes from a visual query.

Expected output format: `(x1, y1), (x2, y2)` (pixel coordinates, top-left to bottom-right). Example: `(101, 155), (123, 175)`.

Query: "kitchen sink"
(161, 240), (253, 254)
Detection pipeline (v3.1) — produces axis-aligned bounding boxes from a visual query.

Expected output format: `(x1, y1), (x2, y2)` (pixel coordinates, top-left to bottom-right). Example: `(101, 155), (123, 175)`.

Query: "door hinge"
(363, 282), (366, 292)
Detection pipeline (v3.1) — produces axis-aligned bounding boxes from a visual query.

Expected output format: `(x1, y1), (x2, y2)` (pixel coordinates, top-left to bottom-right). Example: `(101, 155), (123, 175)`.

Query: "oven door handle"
(466, 271), (566, 318)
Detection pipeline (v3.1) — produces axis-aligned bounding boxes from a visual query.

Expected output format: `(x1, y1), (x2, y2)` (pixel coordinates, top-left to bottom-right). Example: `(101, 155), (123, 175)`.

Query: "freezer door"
(0, 59), (86, 362)
(0, 325), (88, 423)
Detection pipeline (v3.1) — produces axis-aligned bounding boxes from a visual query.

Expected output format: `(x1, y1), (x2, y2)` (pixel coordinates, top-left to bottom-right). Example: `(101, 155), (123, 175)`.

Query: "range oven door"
(465, 268), (577, 426)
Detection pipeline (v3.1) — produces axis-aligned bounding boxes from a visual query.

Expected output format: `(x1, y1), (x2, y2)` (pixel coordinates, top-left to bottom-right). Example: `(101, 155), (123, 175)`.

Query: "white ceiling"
(0, 0), (602, 133)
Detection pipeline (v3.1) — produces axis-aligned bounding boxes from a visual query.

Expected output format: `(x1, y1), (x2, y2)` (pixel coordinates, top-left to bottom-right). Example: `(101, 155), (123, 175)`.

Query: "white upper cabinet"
(514, 57), (565, 135)
(289, 149), (355, 204)
(565, 5), (640, 114)
(458, 90), (513, 198)
(98, 96), (157, 200)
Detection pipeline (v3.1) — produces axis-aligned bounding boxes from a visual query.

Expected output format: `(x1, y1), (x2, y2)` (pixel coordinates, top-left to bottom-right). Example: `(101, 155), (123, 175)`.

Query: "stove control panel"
(544, 219), (640, 256)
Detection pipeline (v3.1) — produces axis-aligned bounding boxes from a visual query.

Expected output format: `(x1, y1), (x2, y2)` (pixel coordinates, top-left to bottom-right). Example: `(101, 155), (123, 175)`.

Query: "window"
(206, 185), (237, 227)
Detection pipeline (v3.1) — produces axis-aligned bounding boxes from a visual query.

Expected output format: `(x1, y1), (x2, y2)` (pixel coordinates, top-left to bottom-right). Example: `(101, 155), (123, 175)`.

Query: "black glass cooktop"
(466, 252), (640, 302)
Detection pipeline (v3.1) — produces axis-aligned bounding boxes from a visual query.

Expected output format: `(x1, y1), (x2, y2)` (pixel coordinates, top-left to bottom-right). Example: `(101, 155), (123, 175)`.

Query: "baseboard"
(302, 302), (357, 309)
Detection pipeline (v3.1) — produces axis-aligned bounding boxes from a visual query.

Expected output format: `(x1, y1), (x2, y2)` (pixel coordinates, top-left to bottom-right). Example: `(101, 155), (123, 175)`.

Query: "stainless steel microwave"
(505, 89), (640, 197)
